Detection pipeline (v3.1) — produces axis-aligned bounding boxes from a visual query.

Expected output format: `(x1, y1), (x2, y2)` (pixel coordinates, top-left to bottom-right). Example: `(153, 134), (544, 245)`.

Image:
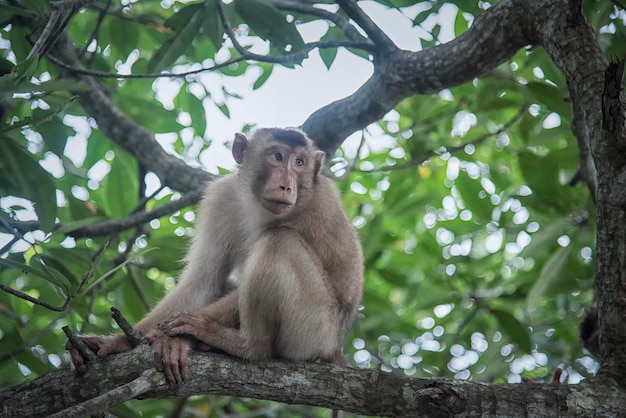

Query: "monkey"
(67, 127), (364, 387)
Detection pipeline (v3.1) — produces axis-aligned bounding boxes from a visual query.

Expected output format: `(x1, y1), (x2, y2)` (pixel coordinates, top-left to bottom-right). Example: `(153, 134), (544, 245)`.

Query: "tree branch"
(1, 346), (607, 417)
(46, 32), (215, 194)
(335, 0), (397, 55)
(48, 369), (166, 418)
(302, 0), (532, 155)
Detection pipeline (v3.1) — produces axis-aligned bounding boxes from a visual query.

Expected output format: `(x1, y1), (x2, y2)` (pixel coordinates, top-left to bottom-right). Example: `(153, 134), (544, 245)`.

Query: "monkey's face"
(259, 144), (308, 215)
(233, 128), (324, 218)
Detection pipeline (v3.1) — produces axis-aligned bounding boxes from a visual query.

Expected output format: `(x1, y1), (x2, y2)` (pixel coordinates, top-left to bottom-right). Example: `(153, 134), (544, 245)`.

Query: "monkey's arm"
(151, 290), (240, 384)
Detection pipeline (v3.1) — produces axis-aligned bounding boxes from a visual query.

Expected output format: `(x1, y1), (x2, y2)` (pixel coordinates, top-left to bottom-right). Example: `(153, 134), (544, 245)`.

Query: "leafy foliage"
(1, 0), (624, 415)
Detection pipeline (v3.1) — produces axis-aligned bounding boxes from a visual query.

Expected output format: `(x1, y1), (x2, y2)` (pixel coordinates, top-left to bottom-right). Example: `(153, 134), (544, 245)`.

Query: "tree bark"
(3, 344), (626, 417)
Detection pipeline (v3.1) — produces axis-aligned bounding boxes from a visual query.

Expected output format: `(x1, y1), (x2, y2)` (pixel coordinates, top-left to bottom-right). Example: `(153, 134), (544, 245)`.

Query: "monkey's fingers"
(163, 354), (177, 385)
(179, 341), (189, 382)
(163, 341), (184, 385)
(66, 345), (88, 374)
(153, 338), (165, 373)
(164, 322), (196, 337)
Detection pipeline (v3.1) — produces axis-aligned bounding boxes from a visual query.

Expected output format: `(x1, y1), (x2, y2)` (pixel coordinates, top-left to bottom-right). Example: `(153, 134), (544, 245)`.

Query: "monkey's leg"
(239, 228), (341, 361)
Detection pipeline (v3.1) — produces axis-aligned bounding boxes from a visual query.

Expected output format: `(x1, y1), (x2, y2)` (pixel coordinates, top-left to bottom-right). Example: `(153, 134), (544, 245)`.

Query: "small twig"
(133, 185), (165, 215)
(127, 266), (151, 312)
(332, 131), (367, 181)
(78, 0), (112, 59)
(0, 283), (71, 311)
(0, 235), (21, 255)
(28, 11), (64, 59)
(111, 307), (145, 346)
(46, 52), (248, 78)
(0, 305), (25, 326)
(167, 397), (189, 418)
(62, 326), (96, 362)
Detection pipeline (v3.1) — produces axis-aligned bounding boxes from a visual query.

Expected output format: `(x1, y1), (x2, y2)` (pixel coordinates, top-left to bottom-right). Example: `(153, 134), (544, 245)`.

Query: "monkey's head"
(232, 128), (325, 216)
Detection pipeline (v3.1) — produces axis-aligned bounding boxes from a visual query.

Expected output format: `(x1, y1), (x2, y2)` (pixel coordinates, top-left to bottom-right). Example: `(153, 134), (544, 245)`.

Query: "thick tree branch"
(4, 345), (623, 417)
(594, 59), (626, 375)
(336, 0), (397, 54)
(303, 0), (532, 155)
(46, 33), (215, 194)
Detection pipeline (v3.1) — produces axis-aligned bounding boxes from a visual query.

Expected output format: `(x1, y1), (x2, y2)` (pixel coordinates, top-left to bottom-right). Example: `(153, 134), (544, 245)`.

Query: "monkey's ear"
(232, 133), (248, 164)
(313, 150), (324, 176)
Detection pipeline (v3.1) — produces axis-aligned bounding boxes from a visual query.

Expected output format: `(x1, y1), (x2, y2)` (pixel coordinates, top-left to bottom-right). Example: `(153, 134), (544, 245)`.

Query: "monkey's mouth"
(263, 199), (293, 214)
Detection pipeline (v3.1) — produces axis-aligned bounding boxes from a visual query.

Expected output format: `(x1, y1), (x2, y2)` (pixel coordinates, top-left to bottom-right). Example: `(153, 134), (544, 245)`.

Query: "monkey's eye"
(295, 158), (304, 166)
(273, 152), (283, 161)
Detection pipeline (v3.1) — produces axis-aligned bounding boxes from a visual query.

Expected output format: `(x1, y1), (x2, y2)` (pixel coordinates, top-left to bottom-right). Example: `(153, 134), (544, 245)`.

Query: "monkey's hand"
(147, 329), (194, 385)
(160, 312), (215, 342)
(65, 334), (132, 374)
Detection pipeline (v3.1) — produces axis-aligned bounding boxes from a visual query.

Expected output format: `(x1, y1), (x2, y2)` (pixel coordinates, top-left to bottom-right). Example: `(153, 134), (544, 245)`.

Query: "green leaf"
(454, 9), (469, 36)
(252, 63), (274, 90)
(0, 2), (37, 17)
(202, 0), (224, 51)
(526, 245), (573, 313)
(15, 0), (48, 14)
(109, 18), (140, 60)
(319, 26), (343, 69)
(413, 4), (440, 26)
(490, 308), (531, 353)
(164, 3), (203, 30)
(0, 137), (57, 231)
(6, 24), (31, 62)
(148, 4), (206, 72)
(33, 113), (72, 157)
(104, 149), (138, 218)
(319, 47), (338, 70)
(217, 103), (230, 118)
(186, 92), (207, 137)
(519, 218), (571, 258)
(84, 247), (158, 293)
(455, 171), (493, 222)
(235, 0), (305, 55)
(526, 82), (569, 114)
(84, 130), (113, 169)
(0, 257), (71, 295)
(0, 96), (77, 134)
(13, 55), (39, 79)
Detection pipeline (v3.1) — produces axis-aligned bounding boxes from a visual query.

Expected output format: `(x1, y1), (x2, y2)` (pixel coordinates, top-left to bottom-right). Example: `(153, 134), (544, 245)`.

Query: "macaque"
(67, 128), (364, 385)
